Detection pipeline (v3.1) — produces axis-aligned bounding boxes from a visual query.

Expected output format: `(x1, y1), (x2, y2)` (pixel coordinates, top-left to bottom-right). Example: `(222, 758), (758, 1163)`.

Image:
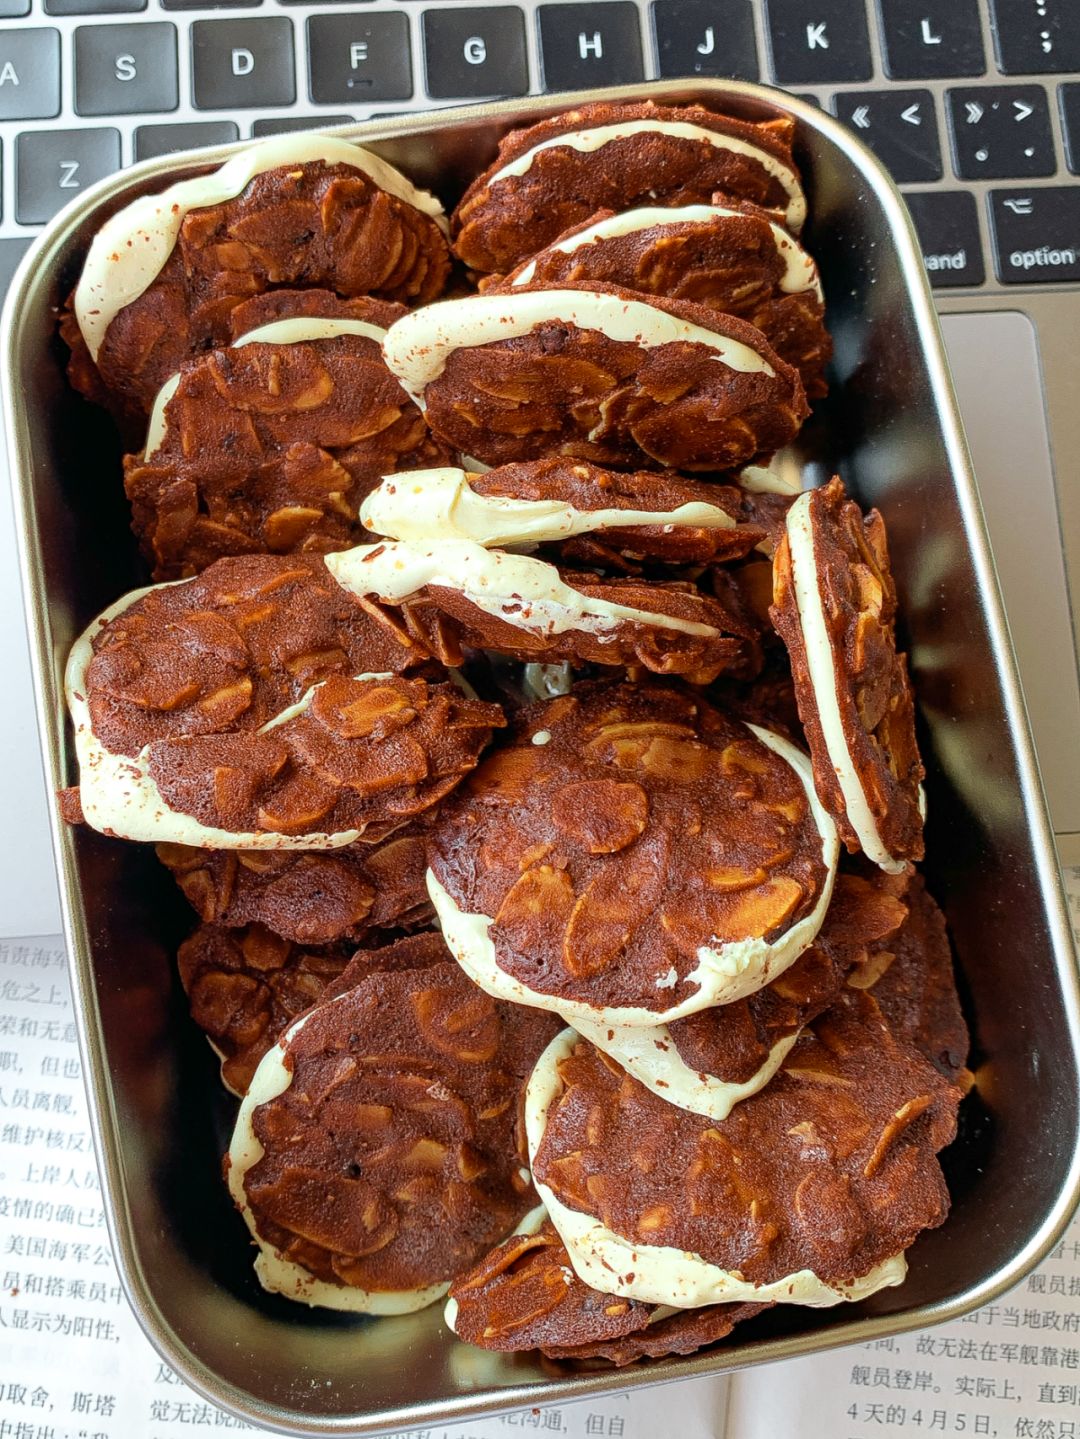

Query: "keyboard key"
(252, 114), (350, 135)
(1060, 82), (1080, 173)
(0, 239), (32, 297)
(651, 0), (758, 80)
(834, 88), (941, 182)
(989, 187), (1080, 284)
(135, 120), (239, 160)
(163, 0), (258, 9)
(422, 8), (526, 100)
(876, 0), (984, 79)
(764, 0), (872, 83)
(904, 190), (984, 287)
(16, 127), (120, 224)
(537, 3), (644, 92)
(947, 85), (1055, 179)
(989, 0), (1080, 76)
(192, 17), (294, 109)
(0, 31), (60, 121)
(49, 0), (144, 11)
(309, 12), (412, 104)
(75, 22), (177, 115)
(0, 0), (30, 16)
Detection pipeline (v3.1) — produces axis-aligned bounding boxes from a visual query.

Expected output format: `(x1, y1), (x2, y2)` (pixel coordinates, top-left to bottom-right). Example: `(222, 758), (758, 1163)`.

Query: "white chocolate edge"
(74, 134), (446, 360)
(325, 538), (722, 641)
(570, 1014), (799, 1121)
(525, 1028), (908, 1309)
(226, 999), (449, 1314)
(486, 121), (806, 232)
(426, 722), (839, 1028)
(380, 288), (776, 409)
(511, 204), (821, 302)
(144, 315), (390, 459)
(359, 466), (737, 549)
(785, 490), (907, 874)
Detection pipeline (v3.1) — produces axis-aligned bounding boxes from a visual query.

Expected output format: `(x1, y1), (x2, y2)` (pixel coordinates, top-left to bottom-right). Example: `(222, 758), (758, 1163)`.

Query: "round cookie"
(125, 293), (449, 580)
(426, 681), (839, 1026)
(380, 283), (809, 473)
(67, 554), (503, 846)
(64, 135), (450, 417)
(527, 993), (962, 1309)
(452, 100), (805, 273)
(492, 203), (830, 399)
(225, 958), (561, 1312)
(770, 477), (925, 871)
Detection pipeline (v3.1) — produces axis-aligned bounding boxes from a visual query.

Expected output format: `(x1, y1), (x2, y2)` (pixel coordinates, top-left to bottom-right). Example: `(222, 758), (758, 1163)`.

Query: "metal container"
(6, 79), (1080, 1437)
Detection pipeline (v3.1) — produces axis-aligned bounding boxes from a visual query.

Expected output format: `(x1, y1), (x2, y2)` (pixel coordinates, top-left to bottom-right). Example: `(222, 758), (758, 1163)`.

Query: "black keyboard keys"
(1059, 82), (1080, 173)
(764, 0), (872, 84)
(989, 0), (1080, 76)
(192, 17), (295, 109)
(834, 88), (941, 182)
(48, 0), (145, 12)
(537, 3), (644, 92)
(989, 187), (1080, 284)
(75, 22), (178, 115)
(422, 8), (527, 99)
(0, 0), (29, 16)
(651, 0), (759, 80)
(0, 31), (60, 121)
(16, 127), (120, 224)
(252, 115), (351, 135)
(309, 13), (412, 104)
(904, 190), (984, 287)
(135, 120), (239, 159)
(947, 85), (1055, 179)
(876, 0), (985, 79)
(0, 239), (32, 297)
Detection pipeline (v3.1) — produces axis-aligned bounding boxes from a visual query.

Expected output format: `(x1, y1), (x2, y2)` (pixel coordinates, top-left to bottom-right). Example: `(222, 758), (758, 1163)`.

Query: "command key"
(903, 191), (984, 289)
(989, 187), (1080, 284)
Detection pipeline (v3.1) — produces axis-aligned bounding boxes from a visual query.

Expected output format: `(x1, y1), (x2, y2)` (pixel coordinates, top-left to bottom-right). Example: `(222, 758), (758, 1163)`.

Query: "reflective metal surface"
(5, 80), (1080, 1438)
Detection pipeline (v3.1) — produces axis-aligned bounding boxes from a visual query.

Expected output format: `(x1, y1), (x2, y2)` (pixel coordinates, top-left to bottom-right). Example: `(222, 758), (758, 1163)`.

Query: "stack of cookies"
(57, 101), (969, 1364)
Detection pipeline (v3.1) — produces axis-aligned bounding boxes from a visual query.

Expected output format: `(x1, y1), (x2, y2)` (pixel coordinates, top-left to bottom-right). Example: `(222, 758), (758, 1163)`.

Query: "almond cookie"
(490, 203), (829, 398)
(64, 135), (450, 416)
(158, 823), (433, 946)
(326, 540), (759, 684)
(770, 477), (925, 871)
(125, 293), (450, 580)
(452, 100), (805, 273)
(426, 681), (839, 1026)
(446, 1209), (767, 1364)
(381, 284), (808, 472)
(528, 993), (961, 1309)
(225, 959), (560, 1312)
(360, 461), (760, 568)
(66, 554), (503, 846)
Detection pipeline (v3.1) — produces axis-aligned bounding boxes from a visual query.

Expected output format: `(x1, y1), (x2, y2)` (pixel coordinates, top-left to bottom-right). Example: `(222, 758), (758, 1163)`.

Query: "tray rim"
(5, 76), (1080, 1437)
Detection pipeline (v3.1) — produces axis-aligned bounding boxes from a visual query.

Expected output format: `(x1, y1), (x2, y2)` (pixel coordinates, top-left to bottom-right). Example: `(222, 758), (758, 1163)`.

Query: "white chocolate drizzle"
(485, 120), (806, 232)
(525, 1029), (908, 1309)
(380, 289), (776, 409)
(74, 135), (446, 360)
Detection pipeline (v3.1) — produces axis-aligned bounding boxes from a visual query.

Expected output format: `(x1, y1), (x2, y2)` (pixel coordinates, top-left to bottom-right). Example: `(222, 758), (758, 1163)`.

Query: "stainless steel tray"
(6, 79), (1080, 1438)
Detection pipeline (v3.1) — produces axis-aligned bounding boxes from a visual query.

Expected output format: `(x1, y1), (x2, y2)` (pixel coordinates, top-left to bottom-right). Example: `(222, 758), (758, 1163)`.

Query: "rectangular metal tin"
(5, 79), (1080, 1437)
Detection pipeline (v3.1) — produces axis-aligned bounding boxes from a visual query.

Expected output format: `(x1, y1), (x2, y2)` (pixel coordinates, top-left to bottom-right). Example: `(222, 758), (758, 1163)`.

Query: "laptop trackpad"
(940, 310), (1080, 836)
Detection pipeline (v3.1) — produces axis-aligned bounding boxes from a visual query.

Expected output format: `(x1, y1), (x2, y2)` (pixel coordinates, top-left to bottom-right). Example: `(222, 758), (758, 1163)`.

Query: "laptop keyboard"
(0, 0), (1078, 297)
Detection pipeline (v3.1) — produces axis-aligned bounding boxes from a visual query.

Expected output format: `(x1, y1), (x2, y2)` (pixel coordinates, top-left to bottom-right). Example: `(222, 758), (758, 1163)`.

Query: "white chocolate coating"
(511, 204), (821, 301)
(525, 1029), (908, 1309)
(522, 663), (572, 701)
(326, 538), (722, 641)
(785, 491), (906, 874)
(359, 466), (736, 549)
(74, 135), (445, 360)
(486, 120), (806, 233)
(739, 450), (803, 496)
(227, 1000), (450, 1314)
(380, 288), (776, 409)
(426, 723), (839, 1028)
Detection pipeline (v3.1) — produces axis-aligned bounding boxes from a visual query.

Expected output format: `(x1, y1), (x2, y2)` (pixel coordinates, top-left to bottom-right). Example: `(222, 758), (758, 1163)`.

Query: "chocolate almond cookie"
(381, 284), (808, 473)
(490, 203), (830, 399)
(427, 681), (839, 1025)
(226, 959), (560, 1312)
(453, 100), (805, 273)
(125, 293), (449, 580)
(64, 136), (450, 416)
(771, 477), (925, 870)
